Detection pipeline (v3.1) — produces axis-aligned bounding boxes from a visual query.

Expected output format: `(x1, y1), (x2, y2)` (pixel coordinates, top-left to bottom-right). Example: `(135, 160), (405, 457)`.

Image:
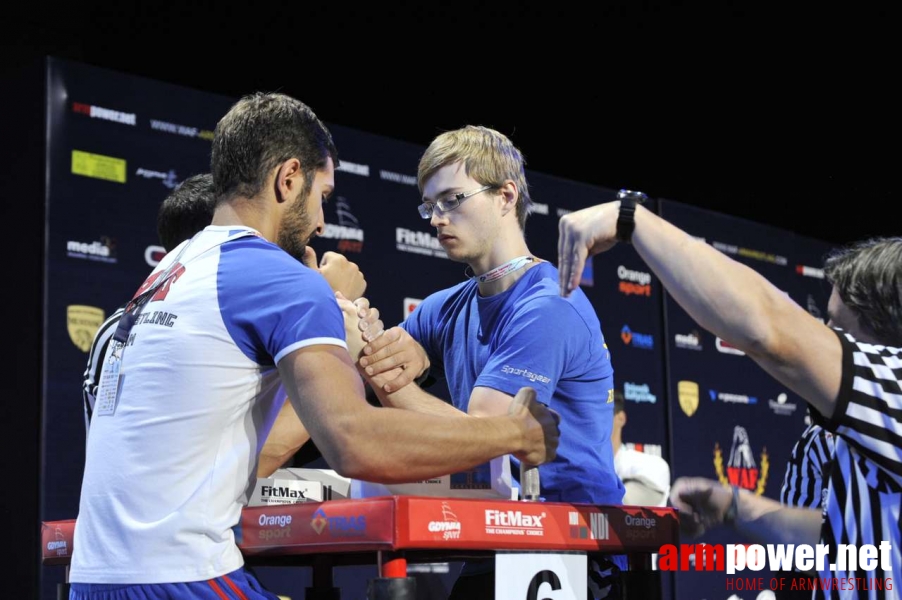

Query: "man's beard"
(277, 194), (314, 262)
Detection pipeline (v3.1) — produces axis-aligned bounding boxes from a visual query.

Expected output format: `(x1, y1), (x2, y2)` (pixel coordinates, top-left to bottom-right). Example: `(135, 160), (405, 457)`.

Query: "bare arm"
(559, 203), (842, 419)
(277, 344), (559, 483)
(670, 477), (822, 546)
(257, 398), (310, 477)
(256, 286), (376, 477)
(360, 326), (431, 393)
(363, 344), (512, 419)
(371, 379), (468, 417)
(467, 386), (517, 417)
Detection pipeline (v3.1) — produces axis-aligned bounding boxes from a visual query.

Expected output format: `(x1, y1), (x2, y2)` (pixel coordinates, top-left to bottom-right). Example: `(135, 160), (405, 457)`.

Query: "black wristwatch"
(615, 189), (648, 243)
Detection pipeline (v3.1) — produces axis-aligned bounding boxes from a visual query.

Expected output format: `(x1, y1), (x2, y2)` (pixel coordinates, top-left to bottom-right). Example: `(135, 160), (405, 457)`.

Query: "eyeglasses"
(418, 185), (494, 219)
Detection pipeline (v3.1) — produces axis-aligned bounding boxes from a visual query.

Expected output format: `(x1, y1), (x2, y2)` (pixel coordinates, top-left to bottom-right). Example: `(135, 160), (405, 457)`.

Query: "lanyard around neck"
(468, 255), (535, 284)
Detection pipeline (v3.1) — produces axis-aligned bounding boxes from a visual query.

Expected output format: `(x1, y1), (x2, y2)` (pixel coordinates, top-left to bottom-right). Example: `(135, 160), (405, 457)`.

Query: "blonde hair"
(417, 125), (532, 230)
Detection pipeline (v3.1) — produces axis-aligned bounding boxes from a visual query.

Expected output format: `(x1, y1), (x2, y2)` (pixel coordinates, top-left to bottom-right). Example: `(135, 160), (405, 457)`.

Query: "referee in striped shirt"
(779, 417), (836, 598)
(558, 200), (901, 600)
(781, 417), (835, 512)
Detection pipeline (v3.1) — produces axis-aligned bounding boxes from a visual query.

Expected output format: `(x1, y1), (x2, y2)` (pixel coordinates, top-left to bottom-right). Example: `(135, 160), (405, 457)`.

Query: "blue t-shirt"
(402, 261), (624, 505)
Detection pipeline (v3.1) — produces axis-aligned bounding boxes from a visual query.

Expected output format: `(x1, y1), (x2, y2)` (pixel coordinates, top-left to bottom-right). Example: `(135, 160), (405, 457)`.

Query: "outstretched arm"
(558, 202), (842, 419)
(670, 477), (822, 546)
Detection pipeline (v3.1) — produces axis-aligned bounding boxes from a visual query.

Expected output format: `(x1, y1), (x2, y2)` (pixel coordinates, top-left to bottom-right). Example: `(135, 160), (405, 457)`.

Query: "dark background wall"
(3, 5), (897, 599)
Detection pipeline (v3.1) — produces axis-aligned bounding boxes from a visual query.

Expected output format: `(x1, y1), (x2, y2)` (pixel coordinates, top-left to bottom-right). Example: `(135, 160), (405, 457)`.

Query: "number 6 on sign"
(495, 552), (587, 600)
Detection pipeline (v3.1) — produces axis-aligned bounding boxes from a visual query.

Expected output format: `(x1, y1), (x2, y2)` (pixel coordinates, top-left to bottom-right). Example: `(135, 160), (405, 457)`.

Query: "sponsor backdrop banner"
(42, 58), (833, 599)
(660, 199), (834, 599)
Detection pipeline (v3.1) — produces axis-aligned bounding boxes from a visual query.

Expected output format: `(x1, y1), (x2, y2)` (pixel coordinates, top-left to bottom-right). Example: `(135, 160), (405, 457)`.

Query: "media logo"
(674, 330), (703, 351)
(620, 325), (654, 350)
(677, 381), (699, 417)
(568, 511), (609, 540)
(135, 167), (180, 189)
(321, 196), (364, 253)
(714, 425), (769, 494)
(768, 392), (798, 416)
(72, 102), (136, 126)
(396, 228), (448, 259)
(716, 337), (746, 356)
(309, 507), (367, 537)
(71, 150), (126, 183)
(335, 160), (370, 177)
(623, 382), (657, 404)
(617, 265), (652, 297)
(67, 237), (117, 263)
(709, 389), (758, 405)
(67, 305), (105, 352)
(428, 502), (462, 540)
(379, 169), (417, 186)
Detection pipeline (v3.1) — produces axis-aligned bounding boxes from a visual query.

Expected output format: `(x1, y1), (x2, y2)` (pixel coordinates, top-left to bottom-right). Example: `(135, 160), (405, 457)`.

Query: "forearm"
(733, 487), (822, 546)
(631, 206), (841, 417)
(257, 400), (310, 477)
(375, 382), (467, 418)
(282, 347), (546, 484)
(258, 448), (294, 478)
(331, 404), (521, 483)
(632, 206), (789, 354)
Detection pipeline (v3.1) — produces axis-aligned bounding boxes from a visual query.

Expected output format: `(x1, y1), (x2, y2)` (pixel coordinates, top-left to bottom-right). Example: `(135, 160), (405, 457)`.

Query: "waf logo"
(428, 502), (462, 540)
(714, 426), (769, 495)
(309, 507), (367, 537)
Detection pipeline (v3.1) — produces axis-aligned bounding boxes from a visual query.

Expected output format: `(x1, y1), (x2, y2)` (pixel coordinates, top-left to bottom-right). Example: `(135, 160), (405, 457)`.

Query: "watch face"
(617, 189), (648, 203)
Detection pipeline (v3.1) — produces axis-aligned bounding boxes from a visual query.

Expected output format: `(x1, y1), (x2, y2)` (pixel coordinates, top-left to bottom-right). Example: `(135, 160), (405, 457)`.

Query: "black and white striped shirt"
(81, 305), (125, 434)
(811, 330), (902, 600)
(780, 421), (835, 510)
